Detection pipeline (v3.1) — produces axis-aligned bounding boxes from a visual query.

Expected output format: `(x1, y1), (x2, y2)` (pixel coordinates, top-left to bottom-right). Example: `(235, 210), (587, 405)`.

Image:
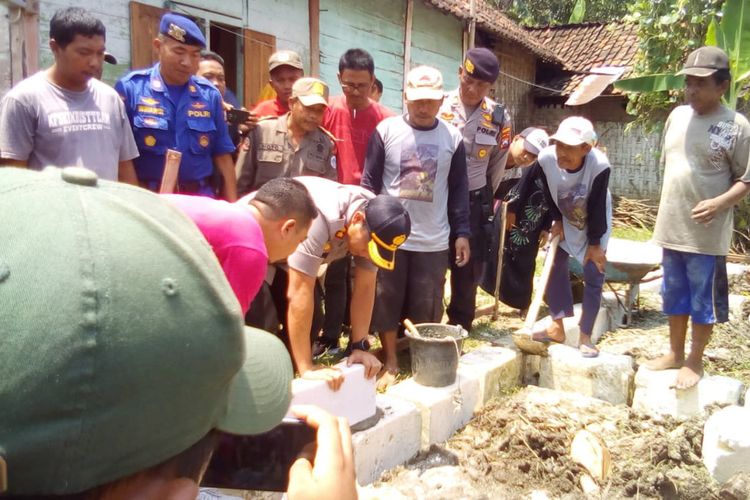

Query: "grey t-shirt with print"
(653, 105), (750, 256)
(0, 71), (138, 180)
(362, 115), (468, 252)
(539, 146), (613, 263)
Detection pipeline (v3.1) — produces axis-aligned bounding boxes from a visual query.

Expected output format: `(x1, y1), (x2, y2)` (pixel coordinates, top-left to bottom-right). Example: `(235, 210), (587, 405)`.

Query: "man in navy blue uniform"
(116, 13), (237, 200)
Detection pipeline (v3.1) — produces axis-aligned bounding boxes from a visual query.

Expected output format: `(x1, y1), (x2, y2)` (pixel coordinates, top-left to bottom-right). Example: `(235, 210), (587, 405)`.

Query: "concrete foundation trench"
(353, 263), (750, 499)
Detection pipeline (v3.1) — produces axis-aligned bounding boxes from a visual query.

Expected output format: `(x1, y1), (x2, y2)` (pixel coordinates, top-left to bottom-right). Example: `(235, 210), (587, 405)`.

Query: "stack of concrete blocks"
(631, 366), (744, 420)
(352, 346), (523, 485)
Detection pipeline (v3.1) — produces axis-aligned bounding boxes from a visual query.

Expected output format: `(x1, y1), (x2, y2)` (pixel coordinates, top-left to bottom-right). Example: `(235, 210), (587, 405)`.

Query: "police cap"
(159, 13), (206, 48)
(463, 47), (499, 82)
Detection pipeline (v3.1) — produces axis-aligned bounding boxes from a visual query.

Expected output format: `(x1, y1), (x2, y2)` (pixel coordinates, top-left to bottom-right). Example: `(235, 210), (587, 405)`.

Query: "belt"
(139, 177), (212, 194)
(469, 188), (486, 200)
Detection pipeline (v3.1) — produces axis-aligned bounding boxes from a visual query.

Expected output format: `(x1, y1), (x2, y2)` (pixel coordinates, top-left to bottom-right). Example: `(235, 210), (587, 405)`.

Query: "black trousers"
(447, 190), (490, 331)
(244, 267), (325, 357)
(321, 257), (352, 345)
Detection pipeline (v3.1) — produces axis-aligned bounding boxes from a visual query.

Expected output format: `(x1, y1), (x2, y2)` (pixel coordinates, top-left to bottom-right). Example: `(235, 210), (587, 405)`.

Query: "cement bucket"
(404, 323), (467, 387)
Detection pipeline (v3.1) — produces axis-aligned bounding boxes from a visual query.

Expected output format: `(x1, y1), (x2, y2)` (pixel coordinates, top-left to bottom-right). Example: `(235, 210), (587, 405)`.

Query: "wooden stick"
(159, 149), (182, 194)
(522, 235), (560, 331)
(403, 318), (419, 336)
(491, 201), (508, 320)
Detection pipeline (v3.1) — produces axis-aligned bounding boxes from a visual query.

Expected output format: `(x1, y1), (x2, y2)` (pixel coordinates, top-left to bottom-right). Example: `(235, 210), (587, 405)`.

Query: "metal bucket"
(404, 323), (468, 387)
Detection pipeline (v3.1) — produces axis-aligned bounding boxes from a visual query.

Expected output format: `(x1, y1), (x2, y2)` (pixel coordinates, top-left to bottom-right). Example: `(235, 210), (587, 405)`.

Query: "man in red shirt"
(324, 48), (394, 186)
(253, 50), (304, 118)
(318, 48), (394, 353)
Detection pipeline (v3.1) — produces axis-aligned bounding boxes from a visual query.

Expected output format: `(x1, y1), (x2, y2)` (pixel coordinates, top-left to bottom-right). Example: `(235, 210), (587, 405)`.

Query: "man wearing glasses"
(318, 49), (394, 353)
(440, 47), (513, 333)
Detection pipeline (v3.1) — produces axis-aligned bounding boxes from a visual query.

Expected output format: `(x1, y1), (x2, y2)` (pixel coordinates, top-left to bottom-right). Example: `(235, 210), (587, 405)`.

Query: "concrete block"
(703, 405), (750, 483)
(632, 366), (744, 420)
(728, 294), (748, 322)
(539, 344), (635, 405)
(287, 362), (376, 426)
(352, 395), (421, 486)
(523, 354), (543, 386)
(387, 375), (480, 448)
(457, 346), (522, 408)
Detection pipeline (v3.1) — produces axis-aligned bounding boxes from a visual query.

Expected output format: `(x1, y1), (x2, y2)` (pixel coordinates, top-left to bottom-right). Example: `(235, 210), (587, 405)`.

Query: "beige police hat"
(292, 77), (329, 107)
(269, 50), (304, 72)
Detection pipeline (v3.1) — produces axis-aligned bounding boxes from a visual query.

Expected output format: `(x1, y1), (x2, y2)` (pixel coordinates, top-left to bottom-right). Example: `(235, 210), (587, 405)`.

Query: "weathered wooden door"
(129, 1), (167, 70)
(243, 29), (276, 107)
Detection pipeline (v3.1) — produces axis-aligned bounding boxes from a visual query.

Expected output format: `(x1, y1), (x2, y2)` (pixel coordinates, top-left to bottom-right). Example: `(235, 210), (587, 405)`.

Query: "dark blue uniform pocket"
(187, 118), (217, 155)
(133, 115), (169, 154)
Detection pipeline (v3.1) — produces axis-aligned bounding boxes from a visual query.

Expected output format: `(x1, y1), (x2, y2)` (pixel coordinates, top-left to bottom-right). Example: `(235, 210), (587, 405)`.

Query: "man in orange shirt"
(253, 50), (304, 118)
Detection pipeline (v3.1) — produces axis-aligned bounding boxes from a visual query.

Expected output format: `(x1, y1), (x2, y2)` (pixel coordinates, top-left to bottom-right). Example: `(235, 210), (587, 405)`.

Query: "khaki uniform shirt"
(286, 177), (377, 278)
(439, 90), (512, 193)
(236, 112), (336, 195)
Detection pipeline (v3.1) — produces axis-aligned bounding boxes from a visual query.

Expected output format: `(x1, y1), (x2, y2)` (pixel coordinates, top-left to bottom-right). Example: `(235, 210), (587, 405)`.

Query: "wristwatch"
(348, 338), (370, 353)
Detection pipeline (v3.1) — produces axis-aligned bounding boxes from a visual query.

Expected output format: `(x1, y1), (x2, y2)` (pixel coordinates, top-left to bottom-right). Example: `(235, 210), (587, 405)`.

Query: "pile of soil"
(365, 387), (720, 499)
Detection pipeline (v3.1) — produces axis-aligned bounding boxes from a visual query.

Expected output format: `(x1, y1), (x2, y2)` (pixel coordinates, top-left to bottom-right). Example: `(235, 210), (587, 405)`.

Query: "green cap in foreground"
(0, 167), (292, 495)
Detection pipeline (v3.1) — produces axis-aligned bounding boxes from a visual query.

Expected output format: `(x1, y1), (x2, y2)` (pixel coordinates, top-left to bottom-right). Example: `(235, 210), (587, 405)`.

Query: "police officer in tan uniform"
(440, 47), (513, 332)
(237, 77), (337, 195)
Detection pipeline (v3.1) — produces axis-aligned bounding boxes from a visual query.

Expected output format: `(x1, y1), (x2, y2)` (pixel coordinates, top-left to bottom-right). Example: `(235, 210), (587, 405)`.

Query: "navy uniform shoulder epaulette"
(119, 67), (151, 83)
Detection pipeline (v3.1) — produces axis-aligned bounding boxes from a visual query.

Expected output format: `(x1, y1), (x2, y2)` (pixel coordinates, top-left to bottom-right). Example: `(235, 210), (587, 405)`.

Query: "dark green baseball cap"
(0, 167), (293, 495)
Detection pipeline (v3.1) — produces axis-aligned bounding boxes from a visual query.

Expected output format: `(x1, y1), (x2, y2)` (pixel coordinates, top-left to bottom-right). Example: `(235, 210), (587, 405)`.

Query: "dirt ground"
(363, 386), (719, 499)
(361, 269), (750, 499)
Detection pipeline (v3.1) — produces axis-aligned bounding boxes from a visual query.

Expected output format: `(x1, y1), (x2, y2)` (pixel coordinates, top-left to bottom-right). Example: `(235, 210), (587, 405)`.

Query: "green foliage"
(620, 0), (724, 132)
(569, 0), (587, 23)
(621, 0), (750, 254)
(499, 0), (628, 26)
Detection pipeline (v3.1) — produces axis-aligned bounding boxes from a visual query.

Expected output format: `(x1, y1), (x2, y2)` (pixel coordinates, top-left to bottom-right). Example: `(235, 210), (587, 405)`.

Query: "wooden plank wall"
(410, 0), (462, 94)
(248, 0), (310, 73)
(494, 38), (536, 132)
(0, 3), (12, 98)
(319, 0), (406, 112)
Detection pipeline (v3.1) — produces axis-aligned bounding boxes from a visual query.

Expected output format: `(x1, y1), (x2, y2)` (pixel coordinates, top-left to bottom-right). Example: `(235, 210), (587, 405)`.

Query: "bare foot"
(376, 369), (398, 392)
(644, 353), (684, 371)
(675, 359), (703, 390)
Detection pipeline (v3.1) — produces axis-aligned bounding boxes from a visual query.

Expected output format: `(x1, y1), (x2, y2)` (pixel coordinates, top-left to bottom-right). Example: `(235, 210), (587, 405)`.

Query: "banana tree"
(615, 0), (750, 110)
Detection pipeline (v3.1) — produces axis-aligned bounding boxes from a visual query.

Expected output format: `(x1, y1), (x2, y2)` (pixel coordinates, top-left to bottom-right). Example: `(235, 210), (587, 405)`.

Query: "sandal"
(579, 343), (600, 358)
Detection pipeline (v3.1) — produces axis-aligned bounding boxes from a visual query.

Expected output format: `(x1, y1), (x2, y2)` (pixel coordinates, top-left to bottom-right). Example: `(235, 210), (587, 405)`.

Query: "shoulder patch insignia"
(335, 229), (346, 239)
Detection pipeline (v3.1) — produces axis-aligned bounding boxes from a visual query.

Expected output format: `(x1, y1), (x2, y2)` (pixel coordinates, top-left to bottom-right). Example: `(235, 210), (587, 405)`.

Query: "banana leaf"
(717, 0), (750, 108)
(614, 74), (685, 93)
(569, 0), (586, 24)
